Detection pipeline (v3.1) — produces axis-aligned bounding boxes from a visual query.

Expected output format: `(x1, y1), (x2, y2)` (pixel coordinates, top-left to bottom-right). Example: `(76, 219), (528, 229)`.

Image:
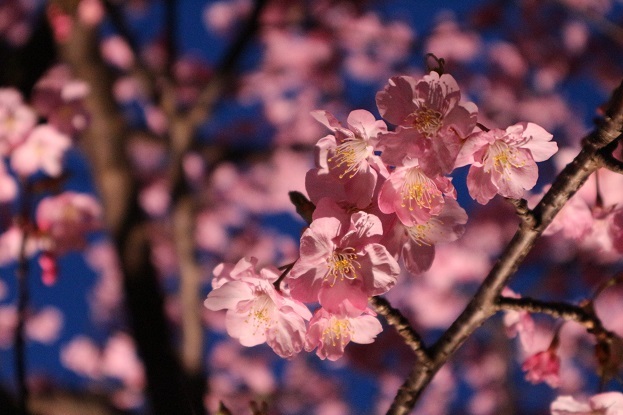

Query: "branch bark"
(386, 78), (623, 415)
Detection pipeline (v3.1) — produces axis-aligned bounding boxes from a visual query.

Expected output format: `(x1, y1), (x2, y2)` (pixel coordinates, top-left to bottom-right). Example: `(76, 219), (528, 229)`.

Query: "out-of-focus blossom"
(502, 288), (535, 351)
(101, 35), (135, 70)
(551, 392), (623, 415)
(101, 333), (145, 390)
(305, 307), (382, 361)
(138, 179), (170, 217)
(202, 0), (251, 35)
(32, 65), (90, 136)
(0, 87), (37, 156)
(522, 348), (561, 388)
(10, 125), (72, 177)
(77, 0), (105, 26)
(0, 305), (17, 348)
(425, 17), (482, 63)
(25, 306), (63, 344)
(0, 226), (38, 267)
(0, 162), (17, 202)
(86, 241), (124, 322)
(60, 336), (102, 378)
(36, 192), (102, 254)
(456, 122), (557, 204)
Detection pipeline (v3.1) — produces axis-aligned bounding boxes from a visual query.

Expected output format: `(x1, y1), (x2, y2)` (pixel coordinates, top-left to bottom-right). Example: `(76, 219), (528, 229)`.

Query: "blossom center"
(486, 141), (526, 179)
(411, 106), (443, 137)
(400, 168), (441, 212)
(326, 247), (360, 286)
(405, 218), (442, 246)
(328, 136), (369, 179)
(322, 317), (352, 347)
(245, 293), (274, 334)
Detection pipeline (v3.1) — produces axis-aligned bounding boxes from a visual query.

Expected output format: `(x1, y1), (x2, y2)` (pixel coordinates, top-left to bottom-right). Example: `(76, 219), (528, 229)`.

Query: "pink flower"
(0, 87), (37, 155)
(204, 257), (312, 358)
(376, 71), (478, 173)
(305, 307), (382, 361)
(0, 162), (17, 202)
(288, 212), (400, 315)
(382, 198), (468, 274)
(36, 191), (103, 254)
(306, 109), (388, 209)
(501, 288), (535, 351)
(32, 65), (90, 135)
(378, 158), (456, 227)
(551, 392), (623, 415)
(10, 124), (71, 177)
(456, 122), (557, 204)
(522, 348), (561, 388)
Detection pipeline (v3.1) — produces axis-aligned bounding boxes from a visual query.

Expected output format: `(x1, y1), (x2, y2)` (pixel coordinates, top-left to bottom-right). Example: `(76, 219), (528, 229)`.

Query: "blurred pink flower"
(101, 333), (145, 390)
(522, 348), (561, 388)
(378, 159), (456, 227)
(551, 392), (623, 415)
(502, 288), (535, 351)
(425, 17), (481, 63)
(0, 306), (17, 348)
(32, 65), (90, 135)
(10, 124), (71, 177)
(304, 307), (382, 361)
(36, 191), (103, 254)
(25, 306), (63, 344)
(60, 336), (102, 378)
(101, 36), (135, 70)
(0, 87), (37, 156)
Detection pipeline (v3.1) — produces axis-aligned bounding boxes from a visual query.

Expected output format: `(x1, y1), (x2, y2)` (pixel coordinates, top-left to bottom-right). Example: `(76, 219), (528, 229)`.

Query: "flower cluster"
(205, 70), (558, 360)
(0, 73), (102, 284)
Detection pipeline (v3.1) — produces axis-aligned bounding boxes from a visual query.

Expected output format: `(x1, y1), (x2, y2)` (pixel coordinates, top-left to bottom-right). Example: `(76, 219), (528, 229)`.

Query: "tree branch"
(495, 296), (611, 336)
(370, 296), (432, 366)
(386, 78), (623, 415)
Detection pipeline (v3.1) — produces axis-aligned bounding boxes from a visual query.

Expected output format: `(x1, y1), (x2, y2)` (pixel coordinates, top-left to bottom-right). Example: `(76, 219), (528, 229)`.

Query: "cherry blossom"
(0, 87), (37, 156)
(288, 212), (400, 315)
(378, 158), (457, 227)
(551, 392), (623, 415)
(456, 122), (558, 204)
(304, 307), (382, 361)
(376, 71), (478, 173)
(382, 198), (468, 274)
(10, 125), (72, 177)
(306, 109), (388, 209)
(501, 288), (535, 352)
(36, 191), (103, 255)
(204, 257), (312, 358)
(522, 348), (561, 388)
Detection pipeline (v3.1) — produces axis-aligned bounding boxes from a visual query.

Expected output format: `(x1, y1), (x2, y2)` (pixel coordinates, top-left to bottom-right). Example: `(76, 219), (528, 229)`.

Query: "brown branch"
(370, 296), (432, 366)
(386, 78), (623, 415)
(505, 198), (536, 228)
(496, 296), (610, 335)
